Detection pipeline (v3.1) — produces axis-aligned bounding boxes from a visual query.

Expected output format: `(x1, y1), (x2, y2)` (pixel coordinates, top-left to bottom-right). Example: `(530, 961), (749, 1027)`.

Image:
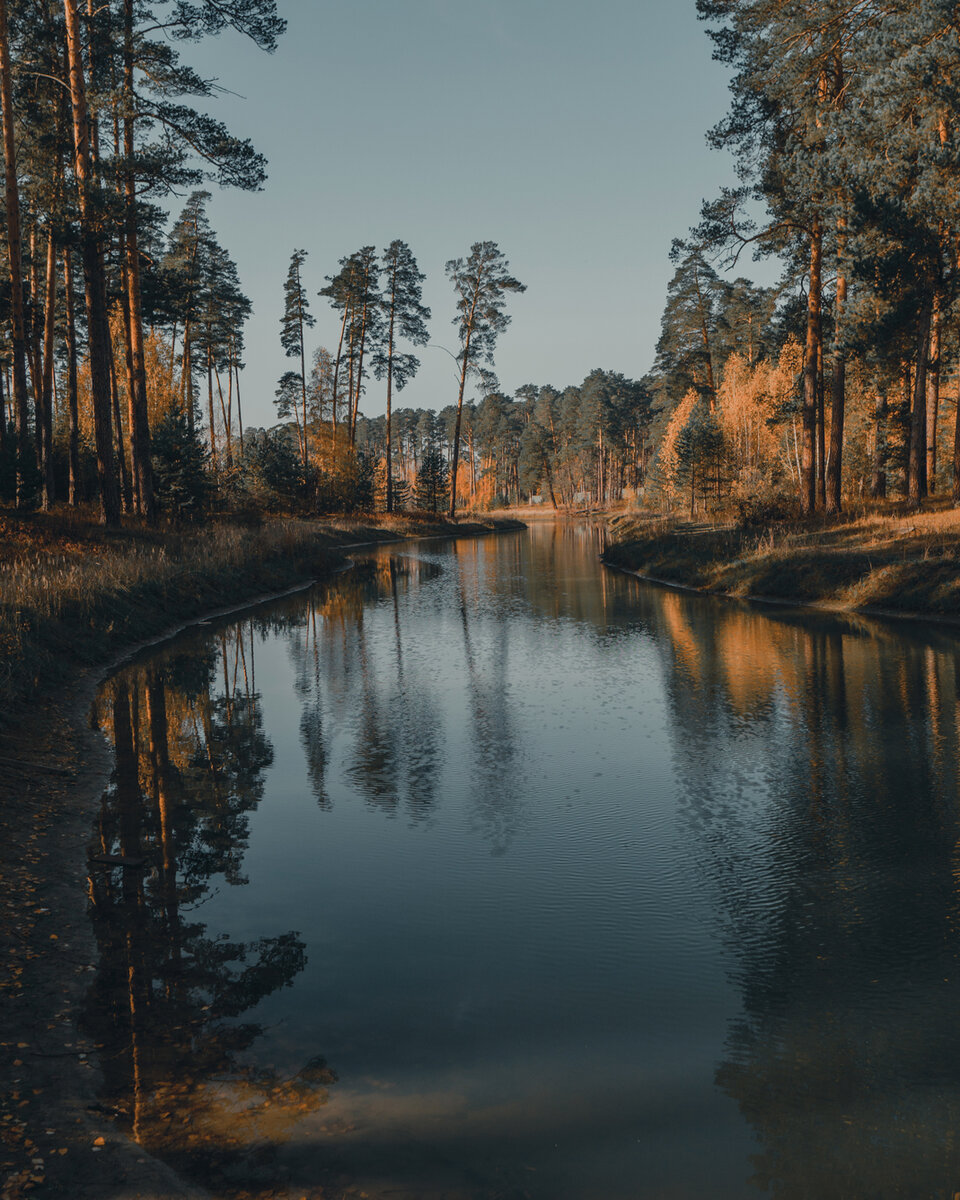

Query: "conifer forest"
(0, 2), (957, 526)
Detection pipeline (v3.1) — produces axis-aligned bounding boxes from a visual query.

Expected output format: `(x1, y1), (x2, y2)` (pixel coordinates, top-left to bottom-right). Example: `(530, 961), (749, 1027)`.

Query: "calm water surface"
(88, 523), (960, 1199)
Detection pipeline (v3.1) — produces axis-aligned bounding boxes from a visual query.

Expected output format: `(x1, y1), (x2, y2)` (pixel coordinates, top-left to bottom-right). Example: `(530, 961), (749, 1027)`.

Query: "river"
(86, 521), (960, 1199)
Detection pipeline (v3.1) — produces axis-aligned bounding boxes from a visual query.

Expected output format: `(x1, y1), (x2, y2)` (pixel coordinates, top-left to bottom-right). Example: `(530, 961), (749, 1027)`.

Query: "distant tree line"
(270, 241), (656, 517)
(646, 1), (960, 518)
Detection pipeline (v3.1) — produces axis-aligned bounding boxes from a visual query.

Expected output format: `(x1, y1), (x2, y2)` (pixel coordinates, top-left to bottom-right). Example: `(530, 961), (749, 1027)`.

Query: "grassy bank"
(0, 508), (524, 721)
(604, 507), (960, 619)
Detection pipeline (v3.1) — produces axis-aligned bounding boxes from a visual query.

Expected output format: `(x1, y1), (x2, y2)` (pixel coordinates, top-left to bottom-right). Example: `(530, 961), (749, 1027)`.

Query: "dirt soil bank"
(0, 513), (523, 1200)
(603, 508), (960, 622)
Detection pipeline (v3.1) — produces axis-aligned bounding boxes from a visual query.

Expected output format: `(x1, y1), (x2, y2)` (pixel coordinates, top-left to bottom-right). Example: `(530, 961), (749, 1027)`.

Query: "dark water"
(87, 522), (960, 1199)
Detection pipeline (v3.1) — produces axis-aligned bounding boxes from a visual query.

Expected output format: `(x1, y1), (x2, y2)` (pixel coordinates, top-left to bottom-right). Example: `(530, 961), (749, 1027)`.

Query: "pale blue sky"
(185, 0), (747, 428)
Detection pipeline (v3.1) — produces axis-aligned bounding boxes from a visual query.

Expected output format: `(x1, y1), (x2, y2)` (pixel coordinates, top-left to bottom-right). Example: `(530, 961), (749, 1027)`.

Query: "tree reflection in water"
(645, 589), (960, 1198)
(81, 524), (960, 1199)
(86, 627), (334, 1195)
(282, 556), (450, 824)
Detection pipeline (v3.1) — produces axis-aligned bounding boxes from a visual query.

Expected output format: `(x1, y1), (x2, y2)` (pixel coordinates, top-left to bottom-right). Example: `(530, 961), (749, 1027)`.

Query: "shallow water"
(88, 522), (960, 1199)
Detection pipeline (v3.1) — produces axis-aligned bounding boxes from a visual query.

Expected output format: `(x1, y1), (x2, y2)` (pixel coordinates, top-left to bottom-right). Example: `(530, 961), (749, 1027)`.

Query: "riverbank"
(0, 509), (523, 1200)
(603, 507), (960, 620)
(0, 509), (525, 722)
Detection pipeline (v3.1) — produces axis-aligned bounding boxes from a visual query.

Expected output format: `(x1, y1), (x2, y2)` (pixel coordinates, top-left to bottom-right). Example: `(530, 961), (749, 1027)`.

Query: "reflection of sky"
(187, 524), (749, 1196)
(138, 523), (960, 1199)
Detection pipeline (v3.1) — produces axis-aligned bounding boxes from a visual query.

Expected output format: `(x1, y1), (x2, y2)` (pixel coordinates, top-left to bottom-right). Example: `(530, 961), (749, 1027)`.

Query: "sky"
(182, 0), (752, 429)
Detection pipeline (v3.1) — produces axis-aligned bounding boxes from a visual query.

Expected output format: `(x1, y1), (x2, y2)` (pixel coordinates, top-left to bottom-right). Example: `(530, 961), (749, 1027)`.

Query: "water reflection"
(86, 523), (960, 1199)
(86, 633), (333, 1193)
(635, 587), (960, 1198)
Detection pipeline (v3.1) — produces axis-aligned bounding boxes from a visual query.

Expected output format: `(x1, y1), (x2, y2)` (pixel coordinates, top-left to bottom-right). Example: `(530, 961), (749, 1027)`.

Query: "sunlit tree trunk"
(122, 0), (155, 522)
(871, 388), (887, 500)
(39, 223), (58, 508)
(926, 291), (941, 492)
(64, 0), (120, 524)
(801, 219), (822, 515)
(908, 307), (932, 504)
(64, 248), (81, 504)
(110, 346), (133, 512)
(826, 221), (847, 514)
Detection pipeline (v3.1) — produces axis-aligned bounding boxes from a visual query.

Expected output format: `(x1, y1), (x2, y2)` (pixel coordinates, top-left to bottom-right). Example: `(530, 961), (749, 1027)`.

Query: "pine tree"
(444, 242), (525, 517)
(279, 249), (315, 467)
(319, 247), (380, 445)
(415, 447), (449, 513)
(372, 240), (430, 512)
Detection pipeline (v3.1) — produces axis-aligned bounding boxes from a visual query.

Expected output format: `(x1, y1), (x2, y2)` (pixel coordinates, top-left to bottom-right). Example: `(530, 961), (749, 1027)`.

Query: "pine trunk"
(816, 337), (826, 510)
(122, 0), (156, 523)
(0, 0), (33, 508)
(207, 343), (217, 462)
(450, 328), (473, 518)
(64, 249), (81, 504)
(39, 223), (57, 508)
(926, 292), (941, 493)
(63, 0), (120, 524)
(825, 233), (847, 514)
(908, 306), (932, 505)
(871, 389), (887, 499)
(385, 280), (396, 514)
(801, 219), (822, 515)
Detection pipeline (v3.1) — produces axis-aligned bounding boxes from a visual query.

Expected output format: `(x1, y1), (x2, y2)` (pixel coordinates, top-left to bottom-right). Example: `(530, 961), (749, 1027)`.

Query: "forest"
(0, 0), (656, 525)
(0, 0), (957, 532)
(645, 1), (960, 520)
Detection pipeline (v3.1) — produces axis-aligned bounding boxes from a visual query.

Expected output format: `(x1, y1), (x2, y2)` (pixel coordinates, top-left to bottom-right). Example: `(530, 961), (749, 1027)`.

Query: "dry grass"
(0, 516), (344, 716)
(605, 504), (960, 619)
(0, 508), (524, 721)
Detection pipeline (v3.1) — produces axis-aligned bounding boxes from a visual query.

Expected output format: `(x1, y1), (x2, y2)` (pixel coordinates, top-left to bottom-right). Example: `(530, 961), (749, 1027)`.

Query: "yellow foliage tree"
(656, 389), (698, 502)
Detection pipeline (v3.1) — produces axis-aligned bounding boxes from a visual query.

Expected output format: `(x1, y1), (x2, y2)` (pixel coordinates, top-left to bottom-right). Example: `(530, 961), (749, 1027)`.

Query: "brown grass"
(0, 508), (524, 722)
(604, 505), (960, 620)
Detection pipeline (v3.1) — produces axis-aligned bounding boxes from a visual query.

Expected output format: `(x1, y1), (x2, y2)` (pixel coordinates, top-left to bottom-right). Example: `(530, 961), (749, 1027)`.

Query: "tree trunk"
(206, 342), (217, 462)
(926, 292), (941, 493)
(801, 219), (822, 515)
(816, 336), (826, 510)
(351, 295), (371, 442)
(63, 0), (120, 524)
(234, 351), (244, 456)
(330, 302), (348, 461)
(826, 241), (847, 514)
(119, 240), (142, 514)
(182, 318), (193, 430)
(385, 281), (396, 513)
(39, 223), (57, 508)
(215, 367), (232, 467)
(0, 0), (33, 508)
(110, 345), (133, 513)
(122, 0), (156, 523)
(449, 329), (473, 518)
(871, 389), (886, 500)
(64, 249), (81, 504)
(298, 275), (308, 468)
(908, 306), (932, 505)
(952, 374), (960, 504)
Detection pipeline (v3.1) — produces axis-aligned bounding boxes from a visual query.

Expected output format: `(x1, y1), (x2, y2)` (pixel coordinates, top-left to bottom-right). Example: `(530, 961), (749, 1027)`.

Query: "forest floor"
(603, 502), (960, 621)
(0, 507), (523, 1200)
